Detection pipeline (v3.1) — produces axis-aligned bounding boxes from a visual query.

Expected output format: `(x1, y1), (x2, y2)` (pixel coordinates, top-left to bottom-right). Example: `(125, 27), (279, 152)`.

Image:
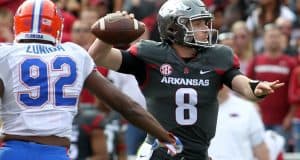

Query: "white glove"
(152, 134), (183, 156)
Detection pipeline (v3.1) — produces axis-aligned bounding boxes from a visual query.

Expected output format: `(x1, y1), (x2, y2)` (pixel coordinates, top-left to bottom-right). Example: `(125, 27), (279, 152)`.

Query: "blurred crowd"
(2, 0), (300, 159)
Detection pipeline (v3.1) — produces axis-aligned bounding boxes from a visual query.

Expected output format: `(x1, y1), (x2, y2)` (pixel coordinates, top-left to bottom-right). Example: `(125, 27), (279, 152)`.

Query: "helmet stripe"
(30, 1), (35, 32)
(31, 0), (43, 33)
(37, 0), (44, 32)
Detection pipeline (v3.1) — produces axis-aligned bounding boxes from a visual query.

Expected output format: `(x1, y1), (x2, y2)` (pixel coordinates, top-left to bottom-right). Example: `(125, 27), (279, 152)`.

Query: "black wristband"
(249, 80), (267, 99)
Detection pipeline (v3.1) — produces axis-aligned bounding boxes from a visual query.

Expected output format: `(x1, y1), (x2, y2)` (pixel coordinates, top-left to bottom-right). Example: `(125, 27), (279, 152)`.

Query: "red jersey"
(288, 66), (300, 118)
(246, 54), (297, 125)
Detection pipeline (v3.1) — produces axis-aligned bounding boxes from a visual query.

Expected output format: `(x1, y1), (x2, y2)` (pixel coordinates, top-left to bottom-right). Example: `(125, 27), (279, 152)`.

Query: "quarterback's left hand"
(152, 133), (183, 156)
(254, 80), (284, 97)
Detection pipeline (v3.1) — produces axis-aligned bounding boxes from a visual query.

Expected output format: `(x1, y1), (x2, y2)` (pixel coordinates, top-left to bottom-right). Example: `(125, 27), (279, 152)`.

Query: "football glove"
(152, 134), (183, 156)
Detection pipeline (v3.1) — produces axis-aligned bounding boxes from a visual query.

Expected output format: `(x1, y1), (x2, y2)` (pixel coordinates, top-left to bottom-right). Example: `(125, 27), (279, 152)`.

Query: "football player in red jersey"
(89, 0), (284, 159)
(0, 0), (180, 159)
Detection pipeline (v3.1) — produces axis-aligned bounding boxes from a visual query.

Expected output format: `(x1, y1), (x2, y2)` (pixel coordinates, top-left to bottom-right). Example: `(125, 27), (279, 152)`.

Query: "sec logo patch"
(160, 64), (173, 76)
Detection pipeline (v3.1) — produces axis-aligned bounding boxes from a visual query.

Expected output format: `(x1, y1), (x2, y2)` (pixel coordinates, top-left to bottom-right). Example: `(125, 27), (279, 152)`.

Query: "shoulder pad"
(134, 40), (170, 61)
(205, 44), (239, 70)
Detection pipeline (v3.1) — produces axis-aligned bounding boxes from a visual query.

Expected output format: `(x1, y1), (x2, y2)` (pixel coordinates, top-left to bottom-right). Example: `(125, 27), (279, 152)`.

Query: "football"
(91, 12), (146, 44)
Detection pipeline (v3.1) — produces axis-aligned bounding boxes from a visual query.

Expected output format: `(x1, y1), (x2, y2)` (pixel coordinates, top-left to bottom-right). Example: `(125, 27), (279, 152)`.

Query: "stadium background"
(1, 0), (300, 159)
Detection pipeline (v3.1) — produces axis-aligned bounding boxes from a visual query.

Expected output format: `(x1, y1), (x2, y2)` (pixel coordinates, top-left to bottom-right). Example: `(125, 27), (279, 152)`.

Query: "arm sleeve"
(118, 50), (147, 85)
(222, 69), (243, 89)
(222, 49), (243, 89)
(67, 42), (96, 79)
(83, 54), (97, 79)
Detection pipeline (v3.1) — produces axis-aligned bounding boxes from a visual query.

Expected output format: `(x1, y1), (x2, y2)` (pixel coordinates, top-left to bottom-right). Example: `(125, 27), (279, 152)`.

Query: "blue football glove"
(152, 133), (183, 156)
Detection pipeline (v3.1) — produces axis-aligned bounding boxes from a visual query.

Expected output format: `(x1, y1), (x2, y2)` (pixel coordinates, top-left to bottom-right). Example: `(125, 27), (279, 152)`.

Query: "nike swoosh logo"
(140, 155), (146, 157)
(200, 70), (211, 74)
